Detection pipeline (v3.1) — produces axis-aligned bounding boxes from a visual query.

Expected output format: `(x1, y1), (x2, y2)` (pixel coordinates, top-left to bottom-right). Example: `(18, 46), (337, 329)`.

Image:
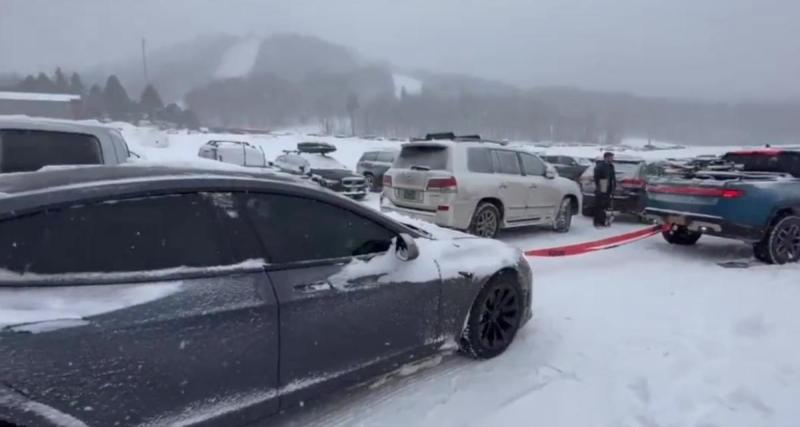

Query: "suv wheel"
(758, 215), (800, 264)
(364, 173), (377, 192)
(662, 225), (702, 245)
(460, 275), (523, 359)
(553, 198), (573, 233)
(469, 203), (500, 238)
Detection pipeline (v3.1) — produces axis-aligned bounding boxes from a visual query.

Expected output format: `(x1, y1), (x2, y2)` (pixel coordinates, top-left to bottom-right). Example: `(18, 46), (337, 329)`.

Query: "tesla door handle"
(293, 281), (333, 294)
(529, 184), (538, 188)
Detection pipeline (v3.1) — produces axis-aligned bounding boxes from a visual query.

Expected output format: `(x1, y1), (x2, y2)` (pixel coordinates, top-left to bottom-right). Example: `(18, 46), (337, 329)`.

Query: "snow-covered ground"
(9, 117), (799, 427)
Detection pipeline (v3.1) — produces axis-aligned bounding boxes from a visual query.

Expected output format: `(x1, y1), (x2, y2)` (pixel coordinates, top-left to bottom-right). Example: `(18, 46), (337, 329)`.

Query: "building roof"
(0, 91), (81, 103)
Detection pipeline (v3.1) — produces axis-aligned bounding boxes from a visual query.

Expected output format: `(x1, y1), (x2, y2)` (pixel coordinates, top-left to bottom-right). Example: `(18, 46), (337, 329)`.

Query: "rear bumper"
(644, 207), (763, 242)
(380, 196), (471, 230)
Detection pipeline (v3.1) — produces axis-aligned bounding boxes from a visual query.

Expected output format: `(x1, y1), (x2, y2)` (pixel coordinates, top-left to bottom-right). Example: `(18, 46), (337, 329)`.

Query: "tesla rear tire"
(460, 275), (523, 359)
(468, 203), (501, 238)
(662, 226), (702, 245)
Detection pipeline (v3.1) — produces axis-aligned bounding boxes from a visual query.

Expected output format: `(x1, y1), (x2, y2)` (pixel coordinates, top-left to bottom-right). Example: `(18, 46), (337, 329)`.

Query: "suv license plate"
(401, 189), (421, 201)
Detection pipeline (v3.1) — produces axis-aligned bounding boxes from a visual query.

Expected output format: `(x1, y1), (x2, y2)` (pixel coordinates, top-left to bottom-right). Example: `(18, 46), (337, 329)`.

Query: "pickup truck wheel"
(469, 203), (500, 238)
(762, 215), (800, 264)
(553, 198), (573, 233)
(662, 226), (702, 245)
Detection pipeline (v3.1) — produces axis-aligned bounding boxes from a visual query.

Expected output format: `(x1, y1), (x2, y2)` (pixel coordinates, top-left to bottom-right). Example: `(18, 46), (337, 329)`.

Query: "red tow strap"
(525, 225), (667, 257)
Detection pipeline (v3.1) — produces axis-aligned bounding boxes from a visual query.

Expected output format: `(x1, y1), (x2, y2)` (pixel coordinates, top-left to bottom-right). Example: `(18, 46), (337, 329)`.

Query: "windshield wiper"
(410, 165), (431, 171)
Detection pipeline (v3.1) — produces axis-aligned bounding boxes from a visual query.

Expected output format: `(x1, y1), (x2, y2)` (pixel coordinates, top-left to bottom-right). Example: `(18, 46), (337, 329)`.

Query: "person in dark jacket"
(593, 152), (616, 226)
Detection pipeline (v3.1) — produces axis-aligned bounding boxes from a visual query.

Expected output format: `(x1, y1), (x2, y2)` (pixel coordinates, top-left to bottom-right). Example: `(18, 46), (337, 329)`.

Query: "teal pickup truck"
(645, 148), (800, 264)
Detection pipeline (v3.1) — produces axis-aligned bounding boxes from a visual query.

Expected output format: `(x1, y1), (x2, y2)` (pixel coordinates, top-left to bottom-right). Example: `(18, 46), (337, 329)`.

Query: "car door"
(520, 152), (562, 220)
(238, 192), (442, 408)
(491, 149), (531, 222)
(358, 151), (378, 174)
(0, 192), (279, 426)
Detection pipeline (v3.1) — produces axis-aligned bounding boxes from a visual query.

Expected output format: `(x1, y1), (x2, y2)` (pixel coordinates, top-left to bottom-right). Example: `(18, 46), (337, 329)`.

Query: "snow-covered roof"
(0, 91), (81, 102)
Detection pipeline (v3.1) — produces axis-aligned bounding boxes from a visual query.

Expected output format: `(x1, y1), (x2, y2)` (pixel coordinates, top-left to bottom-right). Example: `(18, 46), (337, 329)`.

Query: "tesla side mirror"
(545, 165), (557, 179)
(395, 233), (420, 262)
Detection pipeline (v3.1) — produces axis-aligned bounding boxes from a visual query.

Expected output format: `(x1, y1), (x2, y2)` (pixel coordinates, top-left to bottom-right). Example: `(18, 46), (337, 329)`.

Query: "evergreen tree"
(139, 84), (164, 115)
(103, 75), (131, 119)
(69, 72), (85, 95)
(53, 67), (69, 92)
(182, 109), (200, 129)
(84, 84), (105, 118)
(17, 75), (37, 92)
(35, 72), (54, 92)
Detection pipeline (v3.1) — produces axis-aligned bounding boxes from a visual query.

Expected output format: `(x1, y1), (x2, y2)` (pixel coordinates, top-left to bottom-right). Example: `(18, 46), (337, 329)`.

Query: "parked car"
(540, 154), (591, 181)
(579, 156), (665, 219)
(0, 117), (131, 173)
(0, 165), (532, 427)
(381, 134), (582, 238)
(645, 148), (800, 264)
(274, 142), (368, 199)
(356, 148), (399, 191)
(198, 140), (267, 167)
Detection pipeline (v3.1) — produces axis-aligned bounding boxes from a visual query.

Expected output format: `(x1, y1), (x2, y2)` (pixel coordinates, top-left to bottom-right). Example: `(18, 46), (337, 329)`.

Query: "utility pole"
(141, 38), (149, 84)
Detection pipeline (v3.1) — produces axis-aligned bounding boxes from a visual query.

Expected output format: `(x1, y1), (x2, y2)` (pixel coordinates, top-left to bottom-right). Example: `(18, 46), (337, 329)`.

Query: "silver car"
(381, 138), (582, 237)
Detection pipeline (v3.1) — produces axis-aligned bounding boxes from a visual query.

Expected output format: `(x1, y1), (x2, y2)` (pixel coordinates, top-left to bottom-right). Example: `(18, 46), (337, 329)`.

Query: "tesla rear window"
(0, 129), (102, 173)
(395, 146), (449, 170)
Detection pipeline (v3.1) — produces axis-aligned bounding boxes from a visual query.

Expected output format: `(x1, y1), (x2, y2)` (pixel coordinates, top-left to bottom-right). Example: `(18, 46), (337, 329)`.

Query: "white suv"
(381, 137), (582, 237)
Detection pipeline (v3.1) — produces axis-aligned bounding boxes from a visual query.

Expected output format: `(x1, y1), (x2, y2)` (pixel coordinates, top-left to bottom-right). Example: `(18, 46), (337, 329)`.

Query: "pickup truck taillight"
(426, 176), (458, 192)
(383, 175), (392, 188)
(620, 178), (646, 189)
(647, 185), (745, 199)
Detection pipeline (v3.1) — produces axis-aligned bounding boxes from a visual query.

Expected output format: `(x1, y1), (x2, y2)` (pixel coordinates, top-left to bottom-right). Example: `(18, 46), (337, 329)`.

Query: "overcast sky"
(1, 0), (798, 101)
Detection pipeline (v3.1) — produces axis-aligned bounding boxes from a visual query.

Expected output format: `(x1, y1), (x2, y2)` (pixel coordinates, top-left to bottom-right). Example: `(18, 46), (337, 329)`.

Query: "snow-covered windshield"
(302, 154), (348, 170)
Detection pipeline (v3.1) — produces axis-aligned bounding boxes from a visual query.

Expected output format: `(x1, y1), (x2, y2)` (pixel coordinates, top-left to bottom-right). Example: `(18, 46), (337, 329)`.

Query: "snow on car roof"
(300, 153), (348, 170)
(0, 164), (298, 196)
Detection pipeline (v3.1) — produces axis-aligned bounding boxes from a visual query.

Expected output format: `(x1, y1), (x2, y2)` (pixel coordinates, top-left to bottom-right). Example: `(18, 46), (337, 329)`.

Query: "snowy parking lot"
(121, 126), (800, 426)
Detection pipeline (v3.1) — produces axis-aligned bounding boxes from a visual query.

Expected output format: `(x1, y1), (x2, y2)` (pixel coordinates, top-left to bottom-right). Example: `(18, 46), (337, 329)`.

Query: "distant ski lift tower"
(141, 38), (150, 83)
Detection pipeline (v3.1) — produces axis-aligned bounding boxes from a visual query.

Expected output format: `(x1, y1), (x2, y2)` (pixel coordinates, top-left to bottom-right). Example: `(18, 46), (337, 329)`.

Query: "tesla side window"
(241, 193), (396, 263)
(0, 193), (228, 275)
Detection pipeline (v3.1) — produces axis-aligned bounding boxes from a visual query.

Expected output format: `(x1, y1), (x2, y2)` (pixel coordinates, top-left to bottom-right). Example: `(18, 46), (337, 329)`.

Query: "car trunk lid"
(387, 143), (454, 210)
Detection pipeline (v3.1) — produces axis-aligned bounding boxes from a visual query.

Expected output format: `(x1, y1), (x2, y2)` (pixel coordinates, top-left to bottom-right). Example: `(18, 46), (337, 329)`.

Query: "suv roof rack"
(410, 132), (506, 145)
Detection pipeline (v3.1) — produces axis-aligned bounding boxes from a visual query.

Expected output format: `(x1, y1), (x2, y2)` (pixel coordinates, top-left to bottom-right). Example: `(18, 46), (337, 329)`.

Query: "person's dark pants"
(594, 193), (611, 226)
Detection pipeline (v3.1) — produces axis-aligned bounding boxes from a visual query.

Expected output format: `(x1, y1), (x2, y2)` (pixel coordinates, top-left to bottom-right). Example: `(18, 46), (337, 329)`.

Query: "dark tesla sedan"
(0, 165), (532, 427)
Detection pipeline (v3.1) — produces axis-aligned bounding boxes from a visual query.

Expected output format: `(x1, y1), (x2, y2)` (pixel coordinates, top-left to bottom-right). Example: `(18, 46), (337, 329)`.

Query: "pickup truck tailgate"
(645, 174), (783, 239)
